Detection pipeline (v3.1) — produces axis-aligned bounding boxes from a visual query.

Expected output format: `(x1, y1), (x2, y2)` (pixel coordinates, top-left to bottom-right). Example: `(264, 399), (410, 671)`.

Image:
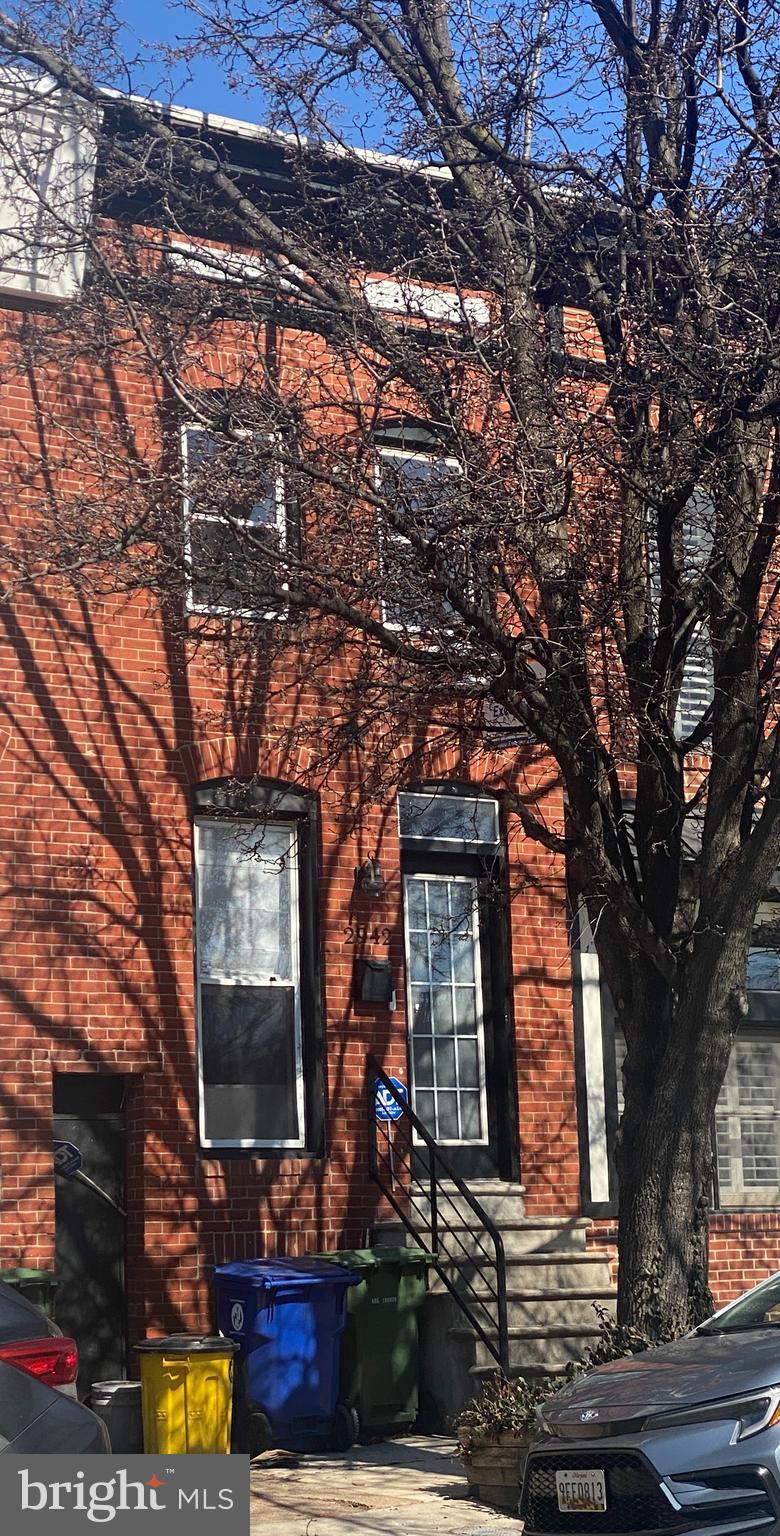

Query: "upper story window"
(192, 779), (324, 1154)
(182, 425), (287, 619)
(0, 71), (98, 303)
(649, 490), (715, 740)
(377, 445), (463, 633)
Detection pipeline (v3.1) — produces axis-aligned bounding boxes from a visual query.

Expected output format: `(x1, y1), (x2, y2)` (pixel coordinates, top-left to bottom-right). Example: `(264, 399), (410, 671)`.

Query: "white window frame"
(397, 789), (500, 848)
(182, 423), (287, 621)
(715, 1029), (780, 1209)
(193, 817), (306, 1150)
(376, 446), (462, 633)
(403, 871), (490, 1147)
(615, 1017), (780, 1210)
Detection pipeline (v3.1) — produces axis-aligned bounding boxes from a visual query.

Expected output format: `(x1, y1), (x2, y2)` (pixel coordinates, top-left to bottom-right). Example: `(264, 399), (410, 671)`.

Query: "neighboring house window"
(613, 947), (780, 1207)
(377, 446), (463, 632)
(192, 780), (323, 1153)
(650, 490), (715, 738)
(182, 424), (287, 618)
(715, 1035), (780, 1206)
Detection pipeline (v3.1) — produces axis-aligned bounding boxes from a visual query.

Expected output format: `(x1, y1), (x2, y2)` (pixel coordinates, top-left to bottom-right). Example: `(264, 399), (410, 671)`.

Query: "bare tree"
(0, 0), (778, 1331)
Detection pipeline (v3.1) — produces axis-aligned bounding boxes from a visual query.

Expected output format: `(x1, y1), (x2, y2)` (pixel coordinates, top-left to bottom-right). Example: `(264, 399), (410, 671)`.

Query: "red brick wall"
(0, 293), (776, 1359)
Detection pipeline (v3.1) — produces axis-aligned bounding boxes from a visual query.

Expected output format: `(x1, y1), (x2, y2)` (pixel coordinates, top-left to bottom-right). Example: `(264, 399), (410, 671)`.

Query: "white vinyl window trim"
(615, 1025), (780, 1209)
(193, 818), (306, 1150)
(403, 871), (490, 1147)
(376, 447), (462, 633)
(182, 423), (287, 621)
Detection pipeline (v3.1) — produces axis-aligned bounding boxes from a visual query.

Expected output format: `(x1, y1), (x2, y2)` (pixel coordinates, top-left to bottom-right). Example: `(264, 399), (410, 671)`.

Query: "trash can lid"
(312, 1246), (431, 1269)
(214, 1257), (360, 1288)
(135, 1334), (239, 1354)
(0, 1267), (57, 1282)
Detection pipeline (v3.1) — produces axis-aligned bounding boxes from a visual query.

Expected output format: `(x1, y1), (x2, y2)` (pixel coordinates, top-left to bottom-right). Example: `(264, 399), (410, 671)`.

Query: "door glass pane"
(437, 1091), (459, 1140)
(458, 1038), (479, 1088)
(197, 821), (292, 978)
(435, 1037), (456, 1084)
(404, 874), (485, 1144)
(413, 1037), (434, 1087)
(460, 1092), (482, 1140)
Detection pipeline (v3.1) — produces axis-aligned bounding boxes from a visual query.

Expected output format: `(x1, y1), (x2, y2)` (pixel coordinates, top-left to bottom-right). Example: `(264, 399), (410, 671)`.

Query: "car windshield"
(701, 1273), (780, 1333)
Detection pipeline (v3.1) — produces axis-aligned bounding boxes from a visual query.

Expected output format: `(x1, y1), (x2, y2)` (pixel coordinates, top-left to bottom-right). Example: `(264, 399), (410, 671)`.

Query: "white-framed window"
(377, 447), (463, 632)
(194, 817), (305, 1148)
(614, 944), (780, 1207)
(649, 490), (715, 739)
(716, 1033), (780, 1207)
(182, 424), (287, 619)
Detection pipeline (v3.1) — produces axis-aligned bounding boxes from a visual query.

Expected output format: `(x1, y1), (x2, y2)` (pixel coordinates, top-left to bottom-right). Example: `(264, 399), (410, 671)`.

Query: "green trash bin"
(312, 1246), (429, 1437)
(0, 1267), (58, 1318)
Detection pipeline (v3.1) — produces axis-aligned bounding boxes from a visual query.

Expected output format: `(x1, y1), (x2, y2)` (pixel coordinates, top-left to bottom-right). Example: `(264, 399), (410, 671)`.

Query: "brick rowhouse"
(0, 82), (776, 1405)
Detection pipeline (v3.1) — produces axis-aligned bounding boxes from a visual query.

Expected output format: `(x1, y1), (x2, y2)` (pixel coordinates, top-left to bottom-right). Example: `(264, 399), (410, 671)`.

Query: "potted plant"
(456, 1374), (552, 1512)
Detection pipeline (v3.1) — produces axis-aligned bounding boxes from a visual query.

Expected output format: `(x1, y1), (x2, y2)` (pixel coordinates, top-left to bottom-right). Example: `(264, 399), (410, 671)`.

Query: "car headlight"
(644, 1386), (780, 1441)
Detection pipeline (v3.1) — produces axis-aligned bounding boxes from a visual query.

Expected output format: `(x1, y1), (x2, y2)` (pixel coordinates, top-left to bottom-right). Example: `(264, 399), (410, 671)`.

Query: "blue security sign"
(53, 1140), (82, 1178)
(374, 1077), (408, 1122)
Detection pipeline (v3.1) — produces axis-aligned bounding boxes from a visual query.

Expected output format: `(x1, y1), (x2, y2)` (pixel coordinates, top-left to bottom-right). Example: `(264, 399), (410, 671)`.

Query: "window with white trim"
(715, 1034), (780, 1206)
(614, 948), (780, 1207)
(649, 490), (715, 739)
(194, 817), (305, 1148)
(183, 425), (287, 618)
(377, 447), (464, 632)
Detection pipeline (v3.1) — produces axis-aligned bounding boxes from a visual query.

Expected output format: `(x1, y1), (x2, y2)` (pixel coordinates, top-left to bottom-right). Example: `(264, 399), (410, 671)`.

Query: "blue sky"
(116, 0), (265, 122)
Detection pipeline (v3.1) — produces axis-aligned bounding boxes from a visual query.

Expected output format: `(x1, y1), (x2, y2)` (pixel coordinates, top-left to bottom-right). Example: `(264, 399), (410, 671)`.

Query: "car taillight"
(0, 1335), (79, 1387)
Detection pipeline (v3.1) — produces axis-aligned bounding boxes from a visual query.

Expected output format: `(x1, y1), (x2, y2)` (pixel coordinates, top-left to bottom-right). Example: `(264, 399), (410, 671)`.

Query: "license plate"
(555, 1470), (607, 1513)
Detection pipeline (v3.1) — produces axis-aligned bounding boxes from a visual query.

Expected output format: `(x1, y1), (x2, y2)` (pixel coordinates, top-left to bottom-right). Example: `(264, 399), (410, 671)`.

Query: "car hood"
(541, 1331), (780, 1428)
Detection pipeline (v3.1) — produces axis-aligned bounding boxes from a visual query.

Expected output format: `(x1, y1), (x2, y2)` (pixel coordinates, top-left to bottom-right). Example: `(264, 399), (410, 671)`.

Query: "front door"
(403, 869), (508, 1178)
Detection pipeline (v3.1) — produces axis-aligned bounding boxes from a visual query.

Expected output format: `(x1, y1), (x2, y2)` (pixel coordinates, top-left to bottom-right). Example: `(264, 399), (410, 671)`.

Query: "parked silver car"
(520, 1270), (780, 1536)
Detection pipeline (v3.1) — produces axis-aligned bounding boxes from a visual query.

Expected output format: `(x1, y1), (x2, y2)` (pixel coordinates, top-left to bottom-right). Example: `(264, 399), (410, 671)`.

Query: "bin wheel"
(248, 1409), (273, 1457)
(330, 1402), (359, 1452)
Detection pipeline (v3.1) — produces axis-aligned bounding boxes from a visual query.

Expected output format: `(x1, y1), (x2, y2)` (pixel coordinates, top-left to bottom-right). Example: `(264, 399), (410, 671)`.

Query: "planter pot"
(458, 1428), (533, 1512)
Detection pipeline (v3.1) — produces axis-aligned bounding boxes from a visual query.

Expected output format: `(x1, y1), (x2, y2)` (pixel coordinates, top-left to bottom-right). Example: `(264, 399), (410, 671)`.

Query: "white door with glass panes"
(404, 873), (489, 1148)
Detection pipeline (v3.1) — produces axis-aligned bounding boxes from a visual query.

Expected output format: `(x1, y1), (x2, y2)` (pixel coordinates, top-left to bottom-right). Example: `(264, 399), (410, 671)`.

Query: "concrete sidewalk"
(249, 1435), (522, 1535)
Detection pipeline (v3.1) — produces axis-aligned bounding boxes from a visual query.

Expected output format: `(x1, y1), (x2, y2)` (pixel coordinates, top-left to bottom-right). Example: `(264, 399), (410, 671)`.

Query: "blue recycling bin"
(214, 1257), (360, 1454)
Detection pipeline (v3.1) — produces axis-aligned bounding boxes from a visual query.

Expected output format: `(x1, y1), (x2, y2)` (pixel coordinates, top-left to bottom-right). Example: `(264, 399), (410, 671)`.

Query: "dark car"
(521, 1269), (780, 1536)
(0, 1277), (108, 1451)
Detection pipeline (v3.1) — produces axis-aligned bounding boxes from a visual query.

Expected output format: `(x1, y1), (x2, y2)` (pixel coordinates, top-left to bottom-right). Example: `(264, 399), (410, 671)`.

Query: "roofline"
(98, 86), (453, 183)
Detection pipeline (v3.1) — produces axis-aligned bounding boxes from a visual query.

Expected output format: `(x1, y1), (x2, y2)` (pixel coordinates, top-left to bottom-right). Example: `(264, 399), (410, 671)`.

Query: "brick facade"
(0, 132), (777, 1375)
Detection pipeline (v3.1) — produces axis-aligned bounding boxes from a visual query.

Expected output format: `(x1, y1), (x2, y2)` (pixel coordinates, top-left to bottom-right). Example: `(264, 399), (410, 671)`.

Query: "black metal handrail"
(367, 1055), (509, 1375)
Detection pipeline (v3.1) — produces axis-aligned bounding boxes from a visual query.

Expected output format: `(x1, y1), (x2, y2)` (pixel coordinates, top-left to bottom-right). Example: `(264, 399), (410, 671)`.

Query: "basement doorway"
(53, 1073), (128, 1395)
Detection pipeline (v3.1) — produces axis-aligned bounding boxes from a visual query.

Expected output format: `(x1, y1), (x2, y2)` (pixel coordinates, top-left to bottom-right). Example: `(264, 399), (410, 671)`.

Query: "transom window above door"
(398, 789), (500, 849)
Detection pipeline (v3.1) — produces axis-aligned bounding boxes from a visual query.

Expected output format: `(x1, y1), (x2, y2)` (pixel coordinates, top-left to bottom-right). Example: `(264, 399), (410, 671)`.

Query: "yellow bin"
(136, 1334), (238, 1454)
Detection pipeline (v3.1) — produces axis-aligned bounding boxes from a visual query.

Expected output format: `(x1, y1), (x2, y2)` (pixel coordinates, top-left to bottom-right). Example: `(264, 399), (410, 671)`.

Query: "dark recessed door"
(53, 1074), (127, 1395)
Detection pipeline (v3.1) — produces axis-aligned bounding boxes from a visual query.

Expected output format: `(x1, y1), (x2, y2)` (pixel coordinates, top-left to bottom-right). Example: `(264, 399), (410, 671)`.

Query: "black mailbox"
(355, 956), (394, 1004)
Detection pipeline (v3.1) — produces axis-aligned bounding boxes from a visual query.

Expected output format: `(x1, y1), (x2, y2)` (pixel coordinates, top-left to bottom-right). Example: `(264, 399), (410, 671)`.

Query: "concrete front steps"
(375, 1188), (616, 1425)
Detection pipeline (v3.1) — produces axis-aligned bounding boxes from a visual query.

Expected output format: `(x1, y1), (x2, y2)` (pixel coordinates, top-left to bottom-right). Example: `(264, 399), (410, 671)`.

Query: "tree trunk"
(614, 976), (737, 1335)
(616, 1101), (713, 1335)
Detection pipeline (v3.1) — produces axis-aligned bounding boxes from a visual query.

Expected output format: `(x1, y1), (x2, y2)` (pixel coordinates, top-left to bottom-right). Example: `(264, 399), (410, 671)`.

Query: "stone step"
(451, 1321), (604, 1370)
(448, 1290), (614, 1330)
(429, 1250), (614, 1295)
(408, 1219), (599, 1262)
